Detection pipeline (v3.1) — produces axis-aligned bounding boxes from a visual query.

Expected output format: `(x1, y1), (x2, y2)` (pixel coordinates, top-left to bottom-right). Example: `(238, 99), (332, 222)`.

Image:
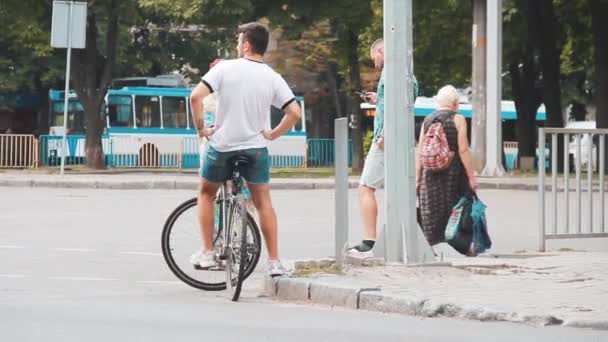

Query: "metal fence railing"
(503, 141), (518, 171)
(0, 134), (38, 168)
(306, 138), (353, 167)
(38, 135), (112, 167)
(538, 127), (608, 251)
(37, 135), (310, 170)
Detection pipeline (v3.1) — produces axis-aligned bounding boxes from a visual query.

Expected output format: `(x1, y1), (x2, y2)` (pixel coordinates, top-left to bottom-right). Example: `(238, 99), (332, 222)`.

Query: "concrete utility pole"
(471, 0), (487, 174)
(383, 0), (434, 263)
(482, 0), (506, 176)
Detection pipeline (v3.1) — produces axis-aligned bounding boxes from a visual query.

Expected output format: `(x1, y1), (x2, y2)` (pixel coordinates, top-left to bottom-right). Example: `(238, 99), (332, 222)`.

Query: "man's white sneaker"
(345, 248), (373, 258)
(346, 241), (375, 258)
(190, 249), (217, 269)
(267, 259), (286, 277)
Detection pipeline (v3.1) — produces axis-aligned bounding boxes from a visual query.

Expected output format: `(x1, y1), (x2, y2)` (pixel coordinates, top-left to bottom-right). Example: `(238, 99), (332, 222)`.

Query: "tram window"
(135, 96), (161, 128)
(108, 95), (133, 127)
(162, 97), (187, 128)
(51, 101), (85, 133)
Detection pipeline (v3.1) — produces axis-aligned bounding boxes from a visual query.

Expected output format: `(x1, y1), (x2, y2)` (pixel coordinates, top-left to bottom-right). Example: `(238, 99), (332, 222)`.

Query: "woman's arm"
(415, 122), (425, 192)
(454, 114), (478, 191)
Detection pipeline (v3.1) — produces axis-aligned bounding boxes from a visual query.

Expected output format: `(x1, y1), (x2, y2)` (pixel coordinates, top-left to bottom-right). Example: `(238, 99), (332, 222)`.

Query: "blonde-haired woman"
(416, 85), (478, 251)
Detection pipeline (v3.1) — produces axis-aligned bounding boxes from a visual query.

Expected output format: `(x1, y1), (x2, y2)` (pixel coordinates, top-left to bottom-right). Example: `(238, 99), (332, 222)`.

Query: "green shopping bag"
(445, 195), (474, 255)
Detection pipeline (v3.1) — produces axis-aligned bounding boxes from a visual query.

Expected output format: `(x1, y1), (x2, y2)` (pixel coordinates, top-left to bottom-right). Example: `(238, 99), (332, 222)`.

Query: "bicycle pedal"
(193, 264), (225, 271)
(193, 265), (212, 271)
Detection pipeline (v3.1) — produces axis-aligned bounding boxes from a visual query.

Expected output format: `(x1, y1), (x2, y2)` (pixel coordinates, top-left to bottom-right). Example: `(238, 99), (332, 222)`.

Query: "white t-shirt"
(201, 58), (295, 152)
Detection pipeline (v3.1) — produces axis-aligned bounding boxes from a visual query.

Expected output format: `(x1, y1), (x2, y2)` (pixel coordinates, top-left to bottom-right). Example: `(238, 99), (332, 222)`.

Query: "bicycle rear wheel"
(231, 194), (250, 301)
(161, 197), (261, 291)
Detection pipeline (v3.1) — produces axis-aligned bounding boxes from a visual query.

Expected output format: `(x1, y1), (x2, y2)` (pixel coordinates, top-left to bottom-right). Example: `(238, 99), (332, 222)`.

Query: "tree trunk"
(511, 60), (542, 158)
(33, 74), (49, 136)
(537, 0), (563, 129)
(346, 29), (364, 173)
(532, 0), (564, 170)
(71, 3), (119, 169)
(327, 62), (343, 120)
(590, 0), (608, 171)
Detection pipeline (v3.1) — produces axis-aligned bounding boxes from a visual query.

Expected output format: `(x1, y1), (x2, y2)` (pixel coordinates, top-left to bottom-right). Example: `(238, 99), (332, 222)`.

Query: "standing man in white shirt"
(189, 22), (302, 276)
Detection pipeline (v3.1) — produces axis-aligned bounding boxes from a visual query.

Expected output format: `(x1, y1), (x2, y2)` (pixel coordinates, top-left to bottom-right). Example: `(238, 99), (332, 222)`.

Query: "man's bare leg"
(198, 178), (221, 251)
(359, 184), (378, 240)
(248, 183), (279, 260)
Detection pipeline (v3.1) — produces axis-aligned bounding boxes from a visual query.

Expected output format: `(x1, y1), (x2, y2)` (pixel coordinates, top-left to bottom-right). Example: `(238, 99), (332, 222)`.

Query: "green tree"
(0, 0), (63, 127)
(261, 0), (374, 172)
(589, 0), (608, 169)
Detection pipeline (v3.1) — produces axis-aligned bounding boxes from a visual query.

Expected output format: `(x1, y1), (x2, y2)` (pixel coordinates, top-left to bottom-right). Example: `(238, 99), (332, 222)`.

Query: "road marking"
(0, 274), (25, 278)
(0, 245), (25, 249)
(54, 248), (97, 252)
(49, 276), (118, 281)
(119, 251), (162, 257)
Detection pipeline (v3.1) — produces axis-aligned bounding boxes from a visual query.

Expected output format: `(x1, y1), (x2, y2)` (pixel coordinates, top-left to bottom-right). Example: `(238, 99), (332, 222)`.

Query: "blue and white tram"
(47, 87), (307, 168)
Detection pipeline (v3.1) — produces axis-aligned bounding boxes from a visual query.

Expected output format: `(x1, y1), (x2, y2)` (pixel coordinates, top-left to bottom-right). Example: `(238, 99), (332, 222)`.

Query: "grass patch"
(292, 264), (343, 277)
(513, 249), (528, 254)
(557, 247), (577, 252)
(271, 167), (357, 178)
(20, 166), (357, 178)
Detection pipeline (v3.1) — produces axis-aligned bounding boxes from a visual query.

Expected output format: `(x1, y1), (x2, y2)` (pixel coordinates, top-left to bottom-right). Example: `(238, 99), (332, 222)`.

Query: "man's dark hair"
(238, 22), (270, 55)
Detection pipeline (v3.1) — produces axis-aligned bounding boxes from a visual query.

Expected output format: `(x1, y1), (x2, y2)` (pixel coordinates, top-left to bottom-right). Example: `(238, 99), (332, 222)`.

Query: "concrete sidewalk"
(264, 252), (608, 330)
(0, 171), (539, 190)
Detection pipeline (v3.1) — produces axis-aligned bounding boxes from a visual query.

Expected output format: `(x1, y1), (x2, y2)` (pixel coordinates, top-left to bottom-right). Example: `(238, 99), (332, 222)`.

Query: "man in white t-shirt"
(189, 22), (302, 276)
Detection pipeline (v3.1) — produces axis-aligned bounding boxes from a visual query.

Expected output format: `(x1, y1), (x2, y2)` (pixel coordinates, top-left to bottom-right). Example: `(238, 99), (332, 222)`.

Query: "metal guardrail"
(306, 139), (353, 167)
(503, 141), (518, 171)
(38, 135), (112, 167)
(0, 134), (38, 168)
(38, 135), (309, 169)
(538, 127), (608, 251)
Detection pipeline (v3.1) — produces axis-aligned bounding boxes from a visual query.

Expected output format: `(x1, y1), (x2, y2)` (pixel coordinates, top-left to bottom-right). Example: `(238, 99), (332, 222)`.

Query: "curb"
(0, 178), (539, 191)
(262, 276), (608, 329)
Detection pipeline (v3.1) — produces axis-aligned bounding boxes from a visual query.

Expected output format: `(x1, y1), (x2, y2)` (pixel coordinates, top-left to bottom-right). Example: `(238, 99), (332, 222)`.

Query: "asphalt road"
(1, 187), (607, 341)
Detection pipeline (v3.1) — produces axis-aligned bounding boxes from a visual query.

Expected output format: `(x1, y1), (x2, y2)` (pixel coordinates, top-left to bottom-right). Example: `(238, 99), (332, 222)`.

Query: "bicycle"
(161, 155), (262, 301)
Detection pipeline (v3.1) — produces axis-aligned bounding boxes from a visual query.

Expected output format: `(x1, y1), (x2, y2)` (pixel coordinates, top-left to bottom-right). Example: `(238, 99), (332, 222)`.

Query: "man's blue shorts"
(200, 145), (270, 184)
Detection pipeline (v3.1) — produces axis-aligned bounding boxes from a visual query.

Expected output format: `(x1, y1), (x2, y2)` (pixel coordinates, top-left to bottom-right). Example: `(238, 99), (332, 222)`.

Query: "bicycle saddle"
(228, 155), (252, 168)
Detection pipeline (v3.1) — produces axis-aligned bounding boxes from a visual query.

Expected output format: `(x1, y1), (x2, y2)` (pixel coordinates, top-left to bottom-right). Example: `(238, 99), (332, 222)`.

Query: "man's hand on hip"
(261, 130), (276, 141)
(198, 126), (217, 138)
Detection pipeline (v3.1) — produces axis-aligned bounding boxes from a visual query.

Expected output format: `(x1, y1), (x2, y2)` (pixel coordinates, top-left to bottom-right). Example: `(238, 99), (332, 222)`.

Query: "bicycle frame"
(217, 168), (246, 291)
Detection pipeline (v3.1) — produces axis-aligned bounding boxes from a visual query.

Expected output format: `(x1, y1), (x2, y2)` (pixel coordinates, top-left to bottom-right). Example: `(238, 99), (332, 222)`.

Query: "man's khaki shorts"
(359, 143), (384, 189)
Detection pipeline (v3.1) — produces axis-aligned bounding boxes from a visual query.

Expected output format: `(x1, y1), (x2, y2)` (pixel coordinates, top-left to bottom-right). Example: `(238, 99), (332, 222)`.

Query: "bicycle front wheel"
(161, 197), (262, 291)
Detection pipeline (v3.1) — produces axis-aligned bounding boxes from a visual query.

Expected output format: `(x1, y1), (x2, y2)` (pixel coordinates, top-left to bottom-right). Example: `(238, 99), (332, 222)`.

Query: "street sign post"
(51, 1), (87, 175)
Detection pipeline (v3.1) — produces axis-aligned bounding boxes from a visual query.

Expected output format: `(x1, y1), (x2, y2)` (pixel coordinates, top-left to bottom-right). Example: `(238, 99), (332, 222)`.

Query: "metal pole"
(185, 97), (191, 129)
(482, 0), (505, 177)
(576, 134), (582, 234)
(384, 0), (433, 263)
(538, 128), (546, 252)
(551, 133), (557, 235)
(60, 1), (74, 176)
(471, 0), (487, 173)
(334, 117), (349, 266)
(564, 133), (569, 234)
(587, 134), (593, 233)
(159, 96), (164, 129)
(383, 0), (408, 263)
(600, 135), (605, 232)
